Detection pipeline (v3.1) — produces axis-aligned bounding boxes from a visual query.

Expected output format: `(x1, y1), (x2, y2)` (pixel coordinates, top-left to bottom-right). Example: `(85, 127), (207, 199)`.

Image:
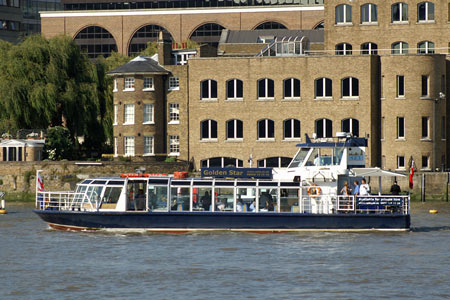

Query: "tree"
(44, 126), (73, 160)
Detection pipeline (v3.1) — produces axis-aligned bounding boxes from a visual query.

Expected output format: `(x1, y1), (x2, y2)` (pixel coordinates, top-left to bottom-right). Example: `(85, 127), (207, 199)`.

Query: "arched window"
(128, 24), (172, 56)
(392, 2), (408, 22)
(283, 119), (301, 140)
(361, 3), (378, 23)
(342, 118), (360, 137)
(336, 43), (352, 55)
(341, 77), (359, 98)
(258, 157), (292, 168)
(190, 23), (226, 45)
(200, 79), (217, 100)
(257, 119), (275, 140)
(315, 119), (333, 138)
(200, 119), (217, 140)
(418, 2), (434, 22)
(226, 79), (243, 100)
(392, 41), (409, 54)
(226, 119), (243, 140)
(313, 21), (324, 30)
(418, 41), (435, 54)
(257, 78), (274, 99)
(336, 4), (352, 24)
(74, 26), (117, 58)
(254, 21), (287, 30)
(361, 42), (378, 55)
(315, 78), (332, 98)
(201, 157), (243, 168)
(283, 78), (300, 99)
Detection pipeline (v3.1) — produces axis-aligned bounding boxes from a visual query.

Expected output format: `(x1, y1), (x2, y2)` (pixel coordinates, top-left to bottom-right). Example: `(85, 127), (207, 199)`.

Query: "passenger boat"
(33, 134), (411, 232)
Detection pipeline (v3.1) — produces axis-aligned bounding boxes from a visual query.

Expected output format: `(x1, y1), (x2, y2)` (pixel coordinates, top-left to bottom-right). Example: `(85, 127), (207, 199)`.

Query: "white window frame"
(316, 118), (333, 138)
(315, 78), (333, 99)
(113, 104), (118, 125)
(396, 75), (405, 98)
(421, 75), (430, 98)
(124, 136), (135, 157)
(143, 104), (154, 124)
(226, 79), (243, 100)
(169, 135), (180, 156)
(124, 77), (135, 91)
(114, 137), (118, 157)
(144, 136), (154, 156)
(392, 41), (409, 54)
(257, 78), (274, 100)
(341, 77), (359, 99)
(201, 79), (218, 101)
(397, 156), (405, 169)
(113, 79), (118, 92)
(283, 119), (301, 140)
(418, 2), (434, 23)
(397, 117), (405, 139)
(342, 118), (359, 137)
(201, 119), (218, 141)
(143, 77), (154, 91)
(392, 2), (409, 23)
(421, 116), (430, 140)
(336, 43), (352, 55)
(361, 42), (378, 55)
(361, 3), (378, 24)
(283, 78), (301, 100)
(169, 77), (180, 91)
(169, 103), (180, 124)
(257, 119), (275, 140)
(421, 155), (430, 170)
(336, 4), (352, 25)
(123, 104), (135, 125)
(226, 119), (243, 140)
(418, 41), (435, 54)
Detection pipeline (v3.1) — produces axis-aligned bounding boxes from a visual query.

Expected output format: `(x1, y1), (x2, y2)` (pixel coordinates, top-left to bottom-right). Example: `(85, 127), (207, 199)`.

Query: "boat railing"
(36, 191), (85, 211)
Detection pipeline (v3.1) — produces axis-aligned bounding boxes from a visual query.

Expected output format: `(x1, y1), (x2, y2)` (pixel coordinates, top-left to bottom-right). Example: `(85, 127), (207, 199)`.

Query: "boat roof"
(350, 168), (406, 177)
(296, 136), (367, 148)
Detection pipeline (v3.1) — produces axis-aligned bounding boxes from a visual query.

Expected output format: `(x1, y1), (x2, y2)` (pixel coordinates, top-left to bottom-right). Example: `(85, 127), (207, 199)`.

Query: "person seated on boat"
(200, 191), (211, 211)
(171, 198), (177, 210)
(359, 179), (371, 196)
(352, 181), (359, 196)
(249, 200), (256, 212)
(216, 198), (226, 211)
(265, 200), (274, 212)
(236, 196), (244, 212)
(390, 181), (401, 195)
(135, 189), (146, 210)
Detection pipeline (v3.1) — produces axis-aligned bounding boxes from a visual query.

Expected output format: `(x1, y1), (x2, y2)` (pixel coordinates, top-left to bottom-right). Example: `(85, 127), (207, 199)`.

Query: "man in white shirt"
(359, 179), (370, 196)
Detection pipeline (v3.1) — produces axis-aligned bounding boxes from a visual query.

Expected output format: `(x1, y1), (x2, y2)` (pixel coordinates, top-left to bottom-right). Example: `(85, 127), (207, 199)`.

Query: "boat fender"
(429, 209), (438, 214)
(307, 184), (322, 198)
(0, 209), (7, 214)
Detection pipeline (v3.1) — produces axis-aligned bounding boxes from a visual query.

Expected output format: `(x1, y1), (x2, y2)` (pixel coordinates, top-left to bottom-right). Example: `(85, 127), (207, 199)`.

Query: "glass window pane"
(170, 187), (190, 211)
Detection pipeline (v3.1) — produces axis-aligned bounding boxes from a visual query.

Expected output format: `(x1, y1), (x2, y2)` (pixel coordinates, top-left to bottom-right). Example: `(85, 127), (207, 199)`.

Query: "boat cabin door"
(126, 180), (147, 211)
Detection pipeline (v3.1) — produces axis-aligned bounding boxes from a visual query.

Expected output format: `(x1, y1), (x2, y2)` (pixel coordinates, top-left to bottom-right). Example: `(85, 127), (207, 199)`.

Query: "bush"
(44, 126), (74, 160)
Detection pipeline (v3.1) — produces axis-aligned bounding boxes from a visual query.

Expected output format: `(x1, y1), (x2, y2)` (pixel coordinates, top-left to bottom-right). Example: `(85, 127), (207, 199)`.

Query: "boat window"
(170, 187), (190, 211)
(238, 188), (256, 212)
(215, 187), (233, 212)
(127, 180), (147, 211)
(258, 188), (277, 212)
(107, 180), (124, 185)
(305, 148), (320, 166)
(73, 185), (87, 206)
(85, 185), (103, 208)
(334, 147), (344, 165)
(195, 187), (212, 211)
(305, 148), (342, 166)
(148, 185), (168, 211)
(280, 188), (300, 212)
(101, 186), (122, 209)
(289, 148), (310, 168)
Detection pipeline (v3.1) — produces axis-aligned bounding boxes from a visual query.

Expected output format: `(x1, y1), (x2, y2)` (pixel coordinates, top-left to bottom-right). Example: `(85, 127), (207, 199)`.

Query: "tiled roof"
(108, 56), (170, 75)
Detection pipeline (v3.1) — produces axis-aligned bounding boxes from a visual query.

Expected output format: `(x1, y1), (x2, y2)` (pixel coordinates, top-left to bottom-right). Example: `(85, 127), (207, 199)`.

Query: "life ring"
(307, 185), (322, 198)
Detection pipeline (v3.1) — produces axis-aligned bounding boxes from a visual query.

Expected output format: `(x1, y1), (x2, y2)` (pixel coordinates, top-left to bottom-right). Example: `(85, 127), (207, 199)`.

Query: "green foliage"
(165, 157), (176, 162)
(45, 126), (74, 160)
(185, 40), (200, 49)
(24, 170), (34, 186)
(138, 42), (158, 57)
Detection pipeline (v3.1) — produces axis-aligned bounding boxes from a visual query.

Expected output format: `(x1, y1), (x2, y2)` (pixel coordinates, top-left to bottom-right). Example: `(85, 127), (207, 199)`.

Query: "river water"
(0, 202), (449, 300)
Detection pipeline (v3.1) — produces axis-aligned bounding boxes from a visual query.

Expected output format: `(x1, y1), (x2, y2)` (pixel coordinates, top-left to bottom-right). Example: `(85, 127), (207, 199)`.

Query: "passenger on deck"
(390, 181), (401, 195)
(236, 196), (244, 212)
(135, 189), (146, 210)
(201, 191), (211, 211)
(352, 181), (359, 196)
(265, 200), (274, 212)
(249, 200), (256, 212)
(340, 181), (350, 196)
(359, 179), (371, 196)
(216, 198), (226, 211)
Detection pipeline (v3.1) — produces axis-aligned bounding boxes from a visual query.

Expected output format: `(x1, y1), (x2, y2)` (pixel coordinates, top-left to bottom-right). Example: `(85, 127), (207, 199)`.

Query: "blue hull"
(33, 210), (411, 232)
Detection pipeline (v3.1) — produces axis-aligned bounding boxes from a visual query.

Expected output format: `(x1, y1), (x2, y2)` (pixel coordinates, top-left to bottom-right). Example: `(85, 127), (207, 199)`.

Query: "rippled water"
(0, 203), (449, 300)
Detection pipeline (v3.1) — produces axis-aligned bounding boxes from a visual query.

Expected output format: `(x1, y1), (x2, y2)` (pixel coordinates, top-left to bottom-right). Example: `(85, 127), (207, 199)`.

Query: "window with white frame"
(144, 136), (154, 155)
(113, 79), (118, 92)
(143, 77), (154, 91)
(226, 119), (243, 140)
(315, 118), (333, 138)
(397, 117), (405, 139)
(341, 77), (359, 98)
(143, 104), (154, 124)
(258, 157), (292, 168)
(418, 2), (434, 22)
(283, 78), (300, 99)
(169, 103), (180, 123)
(315, 78), (332, 98)
(114, 105), (118, 125)
(124, 136), (135, 156)
(336, 43), (352, 55)
(418, 41), (434, 54)
(283, 119), (300, 140)
(257, 78), (274, 99)
(421, 75), (429, 98)
(336, 4), (352, 24)
(421, 116), (430, 139)
(361, 3), (378, 24)
(361, 42), (378, 55)
(201, 79), (217, 100)
(422, 155), (430, 169)
(392, 2), (408, 22)
(226, 79), (243, 100)
(200, 119), (218, 140)
(169, 77), (179, 90)
(201, 157), (243, 168)
(397, 75), (405, 98)
(392, 41), (409, 54)
(124, 104), (135, 124)
(397, 156), (405, 169)
(257, 119), (275, 140)
(169, 135), (180, 155)
(342, 118), (359, 137)
(114, 137), (118, 156)
(124, 77), (135, 90)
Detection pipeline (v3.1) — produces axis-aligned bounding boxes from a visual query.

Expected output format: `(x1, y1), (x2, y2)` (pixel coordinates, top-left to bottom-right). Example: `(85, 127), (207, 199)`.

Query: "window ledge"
(335, 23), (353, 27)
(395, 97), (406, 100)
(396, 168), (406, 171)
(169, 153), (180, 157)
(123, 88), (135, 92)
(257, 138), (275, 142)
(226, 98), (243, 102)
(257, 98), (275, 101)
(225, 139), (243, 142)
(143, 122), (155, 125)
(420, 168), (431, 171)
(420, 96), (432, 100)
(113, 123), (118, 126)
(200, 98), (218, 102)
(314, 97), (333, 101)
(395, 138), (406, 141)
(123, 122), (135, 126)
(282, 97), (301, 101)
(341, 96), (360, 101)
(391, 21), (409, 25)
(143, 154), (155, 157)
(113, 89), (118, 93)
(420, 138), (432, 142)
(380, 97), (385, 100)
(360, 22), (378, 26)
(200, 139), (218, 142)
(283, 138), (301, 142)
(417, 21), (435, 25)
(168, 87), (180, 91)
(143, 88), (155, 92)
(168, 121), (180, 125)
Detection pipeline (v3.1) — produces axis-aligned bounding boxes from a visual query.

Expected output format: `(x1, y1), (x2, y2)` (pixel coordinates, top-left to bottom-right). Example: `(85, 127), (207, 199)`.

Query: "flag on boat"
(409, 158), (414, 189)
(37, 171), (44, 192)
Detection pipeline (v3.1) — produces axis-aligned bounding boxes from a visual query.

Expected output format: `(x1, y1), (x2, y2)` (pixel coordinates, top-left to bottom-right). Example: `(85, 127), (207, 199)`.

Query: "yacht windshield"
(288, 148), (310, 168)
(305, 147), (345, 166)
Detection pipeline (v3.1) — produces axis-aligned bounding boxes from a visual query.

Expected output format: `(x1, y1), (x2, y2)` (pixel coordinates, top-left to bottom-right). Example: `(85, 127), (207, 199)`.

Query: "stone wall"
(0, 161), (189, 193)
